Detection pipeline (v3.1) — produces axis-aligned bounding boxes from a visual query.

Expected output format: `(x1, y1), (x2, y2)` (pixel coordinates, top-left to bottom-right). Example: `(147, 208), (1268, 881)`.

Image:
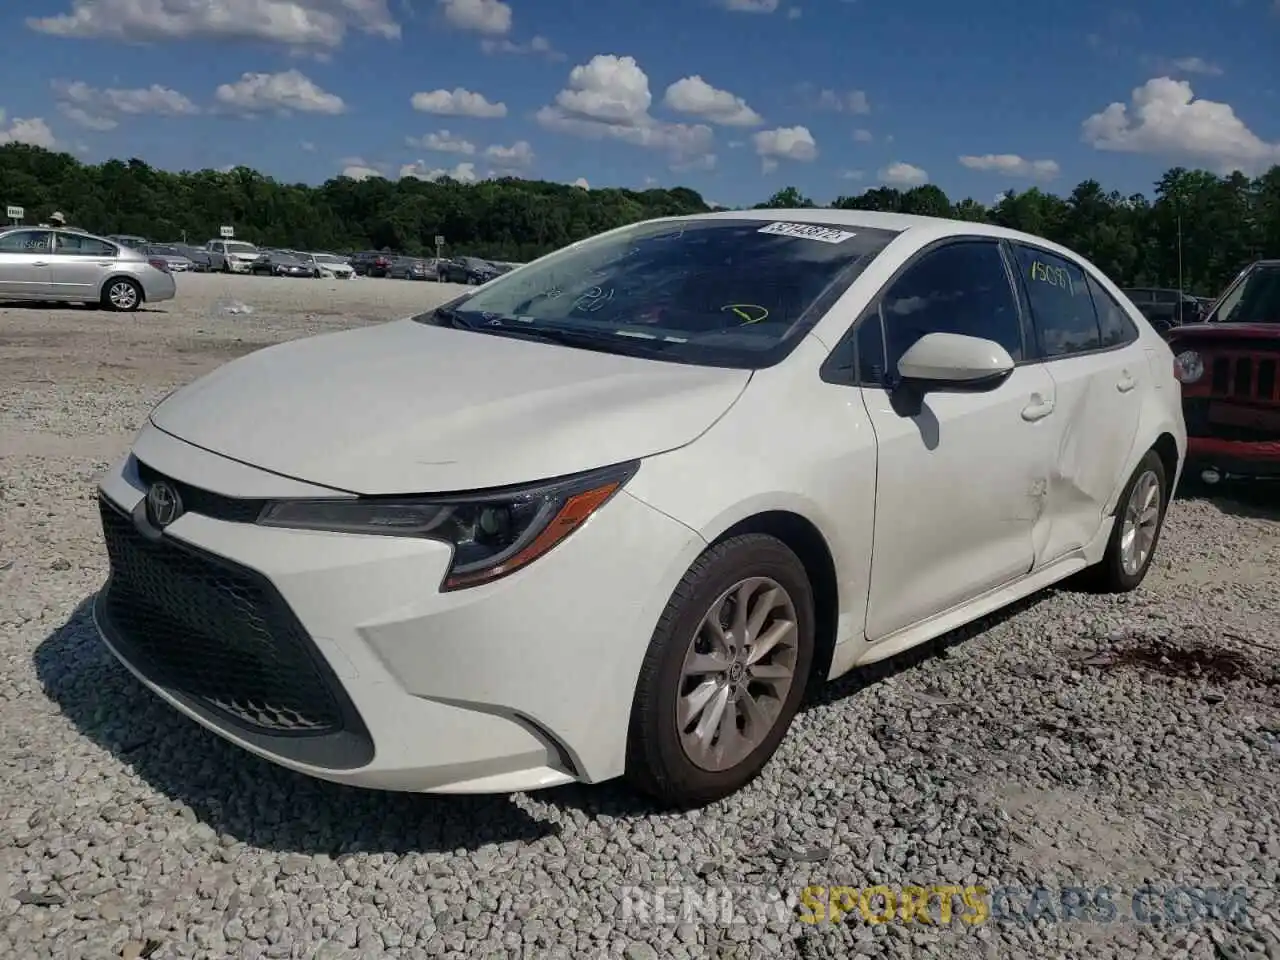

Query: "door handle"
(97, 261), (114, 267)
(1117, 373), (1137, 393)
(1021, 398), (1055, 422)
(31, 261), (48, 266)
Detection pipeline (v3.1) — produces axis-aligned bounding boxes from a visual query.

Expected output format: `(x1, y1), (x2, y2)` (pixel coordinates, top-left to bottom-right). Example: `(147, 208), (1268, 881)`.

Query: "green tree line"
(2, 143), (1278, 296)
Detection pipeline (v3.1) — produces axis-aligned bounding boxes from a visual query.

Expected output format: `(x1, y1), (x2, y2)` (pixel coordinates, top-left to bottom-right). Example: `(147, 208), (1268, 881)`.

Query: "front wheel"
(102, 278), (142, 312)
(626, 534), (815, 808)
(1078, 449), (1168, 592)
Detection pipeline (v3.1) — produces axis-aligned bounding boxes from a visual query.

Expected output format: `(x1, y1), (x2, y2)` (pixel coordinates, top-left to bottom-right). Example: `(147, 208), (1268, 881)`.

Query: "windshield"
(225, 242), (257, 254)
(149, 245), (180, 255)
(413, 218), (899, 368)
(315, 254), (344, 264)
(1209, 263), (1280, 324)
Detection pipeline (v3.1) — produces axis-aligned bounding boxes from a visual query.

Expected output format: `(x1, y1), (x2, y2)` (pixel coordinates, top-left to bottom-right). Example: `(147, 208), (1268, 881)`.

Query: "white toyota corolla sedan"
(92, 210), (1186, 807)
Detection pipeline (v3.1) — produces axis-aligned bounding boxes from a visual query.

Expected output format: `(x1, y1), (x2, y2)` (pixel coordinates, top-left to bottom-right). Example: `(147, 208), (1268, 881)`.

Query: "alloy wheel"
(1120, 469), (1161, 576)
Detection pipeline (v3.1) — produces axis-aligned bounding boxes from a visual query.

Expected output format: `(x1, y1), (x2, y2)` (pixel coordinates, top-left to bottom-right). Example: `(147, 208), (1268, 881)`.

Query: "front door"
(0, 230), (55, 299)
(858, 239), (1055, 641)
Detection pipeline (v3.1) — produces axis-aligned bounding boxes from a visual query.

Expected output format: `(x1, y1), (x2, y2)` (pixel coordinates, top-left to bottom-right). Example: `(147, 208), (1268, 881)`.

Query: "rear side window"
(1011, 245), (1101, 357)
(54, 234), (116, 256)
(1088, 275), (1140, 347)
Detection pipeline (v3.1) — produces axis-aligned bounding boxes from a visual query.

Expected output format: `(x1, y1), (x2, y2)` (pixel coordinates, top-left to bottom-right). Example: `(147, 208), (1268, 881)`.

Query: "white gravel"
(2, 273), (1279, 960)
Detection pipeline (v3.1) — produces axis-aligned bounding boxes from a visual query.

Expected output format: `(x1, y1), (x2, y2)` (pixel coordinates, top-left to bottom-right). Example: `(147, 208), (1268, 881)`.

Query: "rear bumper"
(145, 273), (177, 302)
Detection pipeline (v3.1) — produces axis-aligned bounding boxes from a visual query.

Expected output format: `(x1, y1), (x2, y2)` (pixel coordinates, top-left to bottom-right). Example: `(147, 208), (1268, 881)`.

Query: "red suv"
(1166, 259), (1280, 484)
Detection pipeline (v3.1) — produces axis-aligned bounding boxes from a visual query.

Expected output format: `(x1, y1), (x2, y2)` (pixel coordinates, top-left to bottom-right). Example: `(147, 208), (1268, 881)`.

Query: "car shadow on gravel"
(0, 301), (168, 314)
(1174, 477), (1280, 520)
(34, 596), (559, 855)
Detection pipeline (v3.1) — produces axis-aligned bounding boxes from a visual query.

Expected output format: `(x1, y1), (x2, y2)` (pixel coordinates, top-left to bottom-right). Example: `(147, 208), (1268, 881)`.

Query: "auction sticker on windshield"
(757, 222), (857, 243)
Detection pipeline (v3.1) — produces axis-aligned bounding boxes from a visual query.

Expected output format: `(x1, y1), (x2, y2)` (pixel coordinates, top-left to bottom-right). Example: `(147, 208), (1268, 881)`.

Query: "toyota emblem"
(146, 481), (183, 528)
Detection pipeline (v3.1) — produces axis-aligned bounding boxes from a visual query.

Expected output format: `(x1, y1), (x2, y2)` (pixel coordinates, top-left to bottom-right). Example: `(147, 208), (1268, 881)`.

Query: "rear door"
(0, 230), (55, 299)
(49, 232), (119, 301)
(1008, 243), (1144, 565)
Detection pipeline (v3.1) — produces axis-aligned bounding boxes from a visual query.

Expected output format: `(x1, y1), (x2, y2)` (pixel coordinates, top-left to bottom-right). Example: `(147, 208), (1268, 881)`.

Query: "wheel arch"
(708, 510), (840, 694)
(1151, 431), (1180, 503)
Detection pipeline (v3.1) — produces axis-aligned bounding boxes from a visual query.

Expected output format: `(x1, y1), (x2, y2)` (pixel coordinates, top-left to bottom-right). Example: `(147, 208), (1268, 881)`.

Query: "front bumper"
(1186, 436), (1280, 477)
(225, 259), (253, 273)
(93, 426), (704, 793)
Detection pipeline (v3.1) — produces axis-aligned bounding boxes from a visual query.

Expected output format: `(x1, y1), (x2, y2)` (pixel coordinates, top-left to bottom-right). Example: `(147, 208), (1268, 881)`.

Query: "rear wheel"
(1079, 449), (1168, 592)
(102, 278), (142, 312)
(626, 534), (815, 808)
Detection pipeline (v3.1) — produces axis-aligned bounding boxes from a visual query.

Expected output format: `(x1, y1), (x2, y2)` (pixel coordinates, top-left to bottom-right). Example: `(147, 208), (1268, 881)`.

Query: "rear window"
(1209, 263), (1280, 325)
(415, 218), (900, 369)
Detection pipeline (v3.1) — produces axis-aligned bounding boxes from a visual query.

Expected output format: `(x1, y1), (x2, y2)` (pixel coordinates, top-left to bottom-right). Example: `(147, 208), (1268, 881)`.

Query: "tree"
(2, 141), (1276, 294)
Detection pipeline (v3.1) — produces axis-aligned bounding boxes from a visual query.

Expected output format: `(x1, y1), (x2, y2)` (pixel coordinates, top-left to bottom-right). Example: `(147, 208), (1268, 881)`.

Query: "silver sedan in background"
(0, 227), (176, 311)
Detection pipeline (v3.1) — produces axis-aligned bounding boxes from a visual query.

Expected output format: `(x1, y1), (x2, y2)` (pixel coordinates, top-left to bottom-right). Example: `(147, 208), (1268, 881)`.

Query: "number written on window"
(1028, 259), (1075, 295)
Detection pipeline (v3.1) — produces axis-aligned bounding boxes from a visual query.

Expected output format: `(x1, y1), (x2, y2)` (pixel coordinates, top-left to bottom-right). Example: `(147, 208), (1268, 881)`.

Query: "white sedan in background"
(301, 252), (355, 279)
(91, 210), (1184, 807)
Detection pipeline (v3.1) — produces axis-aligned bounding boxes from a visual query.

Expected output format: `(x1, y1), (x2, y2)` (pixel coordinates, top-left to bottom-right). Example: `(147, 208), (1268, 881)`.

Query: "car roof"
(664, 208), (1096, 264)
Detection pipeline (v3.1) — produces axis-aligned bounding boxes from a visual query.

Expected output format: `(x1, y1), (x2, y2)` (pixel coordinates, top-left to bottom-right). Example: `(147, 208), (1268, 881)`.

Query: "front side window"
(414, 218), (901, 368)
(878, 240), (1024, 372)
(225, 242), (258, 255)
(1209, 263), (1280, 325)
(0, 230), (52, 253)
(1011, 245), (1101, 358)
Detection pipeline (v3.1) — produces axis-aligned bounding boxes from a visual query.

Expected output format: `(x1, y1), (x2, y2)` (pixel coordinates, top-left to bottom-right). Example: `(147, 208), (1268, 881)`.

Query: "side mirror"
(894, 332), (1015, 393)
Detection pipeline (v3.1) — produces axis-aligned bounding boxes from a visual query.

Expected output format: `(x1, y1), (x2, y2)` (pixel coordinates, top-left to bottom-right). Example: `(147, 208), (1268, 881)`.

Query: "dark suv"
(1121, 287), (1204, 331)
(352, 251), (394, 278)
(439, 256), (501, 285)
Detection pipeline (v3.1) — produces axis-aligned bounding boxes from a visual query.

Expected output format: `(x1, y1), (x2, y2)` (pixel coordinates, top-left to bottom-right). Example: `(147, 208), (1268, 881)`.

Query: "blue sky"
(0, 0), (1277, 207)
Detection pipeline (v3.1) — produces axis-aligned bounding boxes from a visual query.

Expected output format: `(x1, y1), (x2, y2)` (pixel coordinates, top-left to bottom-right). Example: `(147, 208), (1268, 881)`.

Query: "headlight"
(256, 460), (639, 590)
(1173, 349), (1204, 383)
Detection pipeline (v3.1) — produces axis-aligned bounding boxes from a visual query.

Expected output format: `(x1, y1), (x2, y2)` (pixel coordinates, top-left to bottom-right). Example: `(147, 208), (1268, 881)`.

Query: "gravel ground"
(2, 273), (1279, 960)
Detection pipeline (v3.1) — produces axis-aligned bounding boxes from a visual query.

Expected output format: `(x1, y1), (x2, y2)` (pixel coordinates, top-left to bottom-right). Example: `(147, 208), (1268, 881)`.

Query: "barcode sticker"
(758, 221), (857, 243)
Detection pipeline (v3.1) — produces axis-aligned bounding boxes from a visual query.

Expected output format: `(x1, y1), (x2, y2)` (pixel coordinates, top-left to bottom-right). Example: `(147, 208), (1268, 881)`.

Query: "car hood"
(149, 318), (752, 494)
(1168, 322), (1280, 342)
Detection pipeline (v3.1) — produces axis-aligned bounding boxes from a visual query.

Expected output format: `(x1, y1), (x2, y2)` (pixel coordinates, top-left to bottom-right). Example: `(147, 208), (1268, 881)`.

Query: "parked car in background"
(90, 210), (1184, 806)
(173, 244), (213, 272)
(351, 251), (394, 277)
(439, 256), (501, 285)
(0, 226), (176, 311)
(206, 239), (261, 273)
(1121, 287), (1203, 332)
(249, 250), (313, 278)
(299, 252), (354, 279)
(107, 234), (149, 249)
(1167, 259), (1280, 484)
(142, 243), (194, 272)
(388, 256), (432, 280)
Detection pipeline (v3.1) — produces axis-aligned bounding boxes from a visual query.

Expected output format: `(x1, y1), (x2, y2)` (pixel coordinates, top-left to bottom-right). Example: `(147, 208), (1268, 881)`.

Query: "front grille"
(135, 459), (265, 523)
(97, 499), (343, 736)
(1206, 353), (1280, 403)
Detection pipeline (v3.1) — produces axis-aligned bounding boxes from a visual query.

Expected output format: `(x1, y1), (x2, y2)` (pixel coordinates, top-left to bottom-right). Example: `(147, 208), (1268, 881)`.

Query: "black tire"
(1077, 449), (1168, 593)
(100, 278), (142, 313)
(625, 534), (816, 808)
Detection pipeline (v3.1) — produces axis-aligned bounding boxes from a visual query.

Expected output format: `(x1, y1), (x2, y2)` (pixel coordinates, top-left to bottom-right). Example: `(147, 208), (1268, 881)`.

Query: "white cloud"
(535, 54), (716, 169)
(484, 139), (534, 167)
(1170, 56), (1223, 76)
(838, 169), (863, 180)
(341, 157), (383, 180)
(716, 0), (779, 11)
(752, 125), (816, 171)
(0, 111), (57, 149)
(1081, 76), (1280, 174)
(663, 75), (762, 126)
(480, 33), (563, 59)
(215, 69), (345, 115)
(572, 177), (590, 188)
(27, 0), (400, 49)
(438, 0), (510, 35)
(300, 139), (315, 151)
(787, 7), (801, 17)
(852, 128), (873, 143)
(400, 160), (478, 182)
(411, 87), (506, 117)
(879, 161), (928, 186)
(51, 79), (198, 130)
(959, 153), (1060, 180)
(815, 88), (870, 114)
(407, 130), (476, 154)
